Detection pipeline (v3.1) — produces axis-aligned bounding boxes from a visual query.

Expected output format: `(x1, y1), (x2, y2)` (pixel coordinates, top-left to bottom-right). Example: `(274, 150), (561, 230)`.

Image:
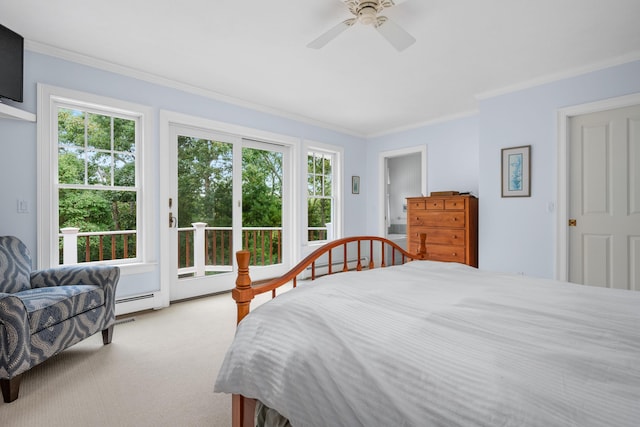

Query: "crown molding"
(24, 40), (365, 138)
(367, 109), (479, 139)
(25, 41), (640, 140)
(475, 51), (640, 101)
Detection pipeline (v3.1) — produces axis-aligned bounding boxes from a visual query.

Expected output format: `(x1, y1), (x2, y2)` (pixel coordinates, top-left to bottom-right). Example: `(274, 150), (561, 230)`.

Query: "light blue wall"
(478, 59), (640, 278)
(0, 51), (366, 298)
(365, 59), (640, 280)
(2, 50), (639, 294)
(365, 115), (480, 234)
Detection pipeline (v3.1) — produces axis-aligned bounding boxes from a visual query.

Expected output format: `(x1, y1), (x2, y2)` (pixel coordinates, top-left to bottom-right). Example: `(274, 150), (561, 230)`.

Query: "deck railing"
(59, 224), (285, 277)
(59, 228), (137, 264)
(177, 223), (283, 277)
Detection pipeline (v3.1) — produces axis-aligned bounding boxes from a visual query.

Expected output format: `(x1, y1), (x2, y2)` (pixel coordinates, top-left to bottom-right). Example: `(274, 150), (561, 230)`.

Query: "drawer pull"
(452, 252), (457, 256)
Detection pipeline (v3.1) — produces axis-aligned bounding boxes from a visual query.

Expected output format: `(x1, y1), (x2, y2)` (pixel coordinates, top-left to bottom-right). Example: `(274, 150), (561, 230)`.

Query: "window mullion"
(111, 116), (115, 186)
(84, 112), (89, 186)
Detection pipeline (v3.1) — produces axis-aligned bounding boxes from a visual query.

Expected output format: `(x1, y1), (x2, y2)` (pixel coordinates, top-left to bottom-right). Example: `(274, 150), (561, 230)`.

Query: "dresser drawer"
(445, 198), (466, 210)
(425, 199), (444, 210)
(409, 212), (465, 227)
(408, 230), (465, 255)
(424, 245), (466, 263)
(410, 229), (465, 246)
(407, 200), (426, 210)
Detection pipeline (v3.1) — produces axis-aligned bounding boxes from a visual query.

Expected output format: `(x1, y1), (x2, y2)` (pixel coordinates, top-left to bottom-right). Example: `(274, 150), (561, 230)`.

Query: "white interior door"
(569, 104), (640, 290)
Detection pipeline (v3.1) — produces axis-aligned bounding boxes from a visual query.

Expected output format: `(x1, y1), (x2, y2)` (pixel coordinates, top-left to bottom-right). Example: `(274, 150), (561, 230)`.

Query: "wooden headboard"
(233, 234), (426, 324)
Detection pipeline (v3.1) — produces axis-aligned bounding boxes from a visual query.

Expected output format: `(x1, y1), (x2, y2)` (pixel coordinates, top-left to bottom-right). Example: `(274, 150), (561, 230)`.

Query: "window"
(57, 108), (138, 263)
(307, 147), (341, 243)
(38, 84), (154, 271)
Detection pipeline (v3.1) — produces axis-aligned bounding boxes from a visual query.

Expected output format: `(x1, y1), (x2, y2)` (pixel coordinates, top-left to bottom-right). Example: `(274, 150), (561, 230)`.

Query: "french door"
(165, 122), (290, 301)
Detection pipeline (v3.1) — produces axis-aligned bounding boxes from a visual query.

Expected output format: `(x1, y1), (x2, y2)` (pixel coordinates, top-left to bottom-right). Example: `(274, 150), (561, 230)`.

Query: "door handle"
(169, 212), (177, 228)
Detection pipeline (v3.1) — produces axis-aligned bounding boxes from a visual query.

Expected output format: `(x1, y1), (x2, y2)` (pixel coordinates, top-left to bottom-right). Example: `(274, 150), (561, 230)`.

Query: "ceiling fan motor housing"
(358, 2), (379, 25)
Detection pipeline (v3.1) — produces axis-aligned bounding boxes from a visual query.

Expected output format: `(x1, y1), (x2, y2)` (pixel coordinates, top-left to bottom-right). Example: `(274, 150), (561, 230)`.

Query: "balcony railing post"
(60, 227), (80, 265)
(192, 222), (207, 277)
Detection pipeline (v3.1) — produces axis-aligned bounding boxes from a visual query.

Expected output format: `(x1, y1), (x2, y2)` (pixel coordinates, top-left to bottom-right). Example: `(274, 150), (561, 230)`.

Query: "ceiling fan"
(307, 0), (416, 52)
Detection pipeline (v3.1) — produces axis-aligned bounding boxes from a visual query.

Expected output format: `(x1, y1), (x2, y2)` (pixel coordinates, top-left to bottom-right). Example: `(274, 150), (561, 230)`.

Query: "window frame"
(303, 141), (343, 246)
(37, 84), (155, 273)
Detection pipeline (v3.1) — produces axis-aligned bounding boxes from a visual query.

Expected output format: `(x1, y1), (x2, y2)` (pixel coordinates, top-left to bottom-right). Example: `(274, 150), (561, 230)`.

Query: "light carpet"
(0, 289), (277, 427)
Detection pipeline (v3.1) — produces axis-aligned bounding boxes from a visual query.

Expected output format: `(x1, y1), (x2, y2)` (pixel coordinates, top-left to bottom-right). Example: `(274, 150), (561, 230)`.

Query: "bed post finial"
(234, 250), (254, 325)
(418, 233), (427, 259)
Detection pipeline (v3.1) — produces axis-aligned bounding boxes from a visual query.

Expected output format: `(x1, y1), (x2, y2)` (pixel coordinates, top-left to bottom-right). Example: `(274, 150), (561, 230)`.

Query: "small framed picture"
(352, 176), (360, 194)
(501, 145), (531, 197)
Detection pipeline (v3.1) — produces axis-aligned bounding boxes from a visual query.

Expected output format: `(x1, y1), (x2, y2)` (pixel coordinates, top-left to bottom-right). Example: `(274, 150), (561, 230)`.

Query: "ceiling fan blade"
(379, 0), (407, 8)
(307, 18), (356, 49)
(375, 16), (416, 52)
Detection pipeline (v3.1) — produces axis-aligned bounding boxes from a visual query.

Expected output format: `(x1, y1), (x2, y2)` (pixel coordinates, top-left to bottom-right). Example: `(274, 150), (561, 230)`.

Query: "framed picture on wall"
(352, 176), (360, 194)
(501, 145), (531, 197)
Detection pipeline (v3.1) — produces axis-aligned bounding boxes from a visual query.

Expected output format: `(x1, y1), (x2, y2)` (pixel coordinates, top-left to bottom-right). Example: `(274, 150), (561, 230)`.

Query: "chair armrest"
(0, 293), (31, 378)
(30, 265), (120, 291)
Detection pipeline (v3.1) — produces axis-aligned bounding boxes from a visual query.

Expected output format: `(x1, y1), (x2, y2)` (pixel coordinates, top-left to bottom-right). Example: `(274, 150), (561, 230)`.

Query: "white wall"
(0, 50), (366, 300)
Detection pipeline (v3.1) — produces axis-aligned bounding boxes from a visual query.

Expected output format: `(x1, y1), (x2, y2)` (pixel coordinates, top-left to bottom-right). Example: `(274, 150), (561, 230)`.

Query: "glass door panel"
(177, 135), (234, 278)
(241, 145), (283, 267)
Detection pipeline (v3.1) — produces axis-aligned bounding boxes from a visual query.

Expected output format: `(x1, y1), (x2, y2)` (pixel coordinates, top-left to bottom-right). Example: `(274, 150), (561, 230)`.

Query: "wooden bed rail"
(231, 234), (426, 427)
(233, 235), (426, 324)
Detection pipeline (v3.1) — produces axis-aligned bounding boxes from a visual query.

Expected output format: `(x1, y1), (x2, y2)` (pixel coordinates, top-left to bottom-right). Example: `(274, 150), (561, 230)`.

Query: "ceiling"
(2, 0), (640, 137)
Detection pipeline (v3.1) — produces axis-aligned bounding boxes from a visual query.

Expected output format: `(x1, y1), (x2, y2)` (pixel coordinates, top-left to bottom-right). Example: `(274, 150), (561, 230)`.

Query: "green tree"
(242, 147), (282, 227)
(57, 113), (288, 266)
(177, 137), (233, 227)
(307, 153), (332, 240)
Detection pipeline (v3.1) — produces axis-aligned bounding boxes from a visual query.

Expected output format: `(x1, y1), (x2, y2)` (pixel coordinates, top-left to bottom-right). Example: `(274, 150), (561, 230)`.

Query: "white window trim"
(303, 140), (344, 248)
(37, 83), (156, 274)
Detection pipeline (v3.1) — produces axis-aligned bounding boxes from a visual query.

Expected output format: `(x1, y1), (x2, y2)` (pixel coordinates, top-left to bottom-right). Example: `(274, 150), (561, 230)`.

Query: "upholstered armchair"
(0, 236), (120, 402)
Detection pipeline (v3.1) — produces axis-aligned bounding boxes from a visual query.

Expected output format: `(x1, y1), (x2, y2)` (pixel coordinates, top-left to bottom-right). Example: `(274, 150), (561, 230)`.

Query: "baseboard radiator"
(115, 293), (155, 305)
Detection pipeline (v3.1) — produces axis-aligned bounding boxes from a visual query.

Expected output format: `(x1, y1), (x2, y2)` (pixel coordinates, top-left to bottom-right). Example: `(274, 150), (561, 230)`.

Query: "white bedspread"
(215, 261), (640, 426)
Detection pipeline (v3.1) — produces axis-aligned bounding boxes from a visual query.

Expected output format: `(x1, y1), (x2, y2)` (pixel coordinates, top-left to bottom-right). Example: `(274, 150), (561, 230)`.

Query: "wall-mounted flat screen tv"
(0, 23), (24, 103)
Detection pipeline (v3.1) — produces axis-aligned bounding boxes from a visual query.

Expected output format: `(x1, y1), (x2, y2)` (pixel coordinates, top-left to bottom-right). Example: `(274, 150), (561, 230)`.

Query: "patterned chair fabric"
(0, 236), (120, 403)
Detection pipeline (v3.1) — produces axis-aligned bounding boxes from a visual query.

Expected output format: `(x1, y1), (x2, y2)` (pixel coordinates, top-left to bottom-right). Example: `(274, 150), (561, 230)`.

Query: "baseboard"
(115, 293), (165, 316)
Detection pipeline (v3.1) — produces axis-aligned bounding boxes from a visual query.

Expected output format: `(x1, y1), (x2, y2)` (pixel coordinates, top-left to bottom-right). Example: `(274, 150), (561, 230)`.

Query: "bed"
(214, 236), (640, 427)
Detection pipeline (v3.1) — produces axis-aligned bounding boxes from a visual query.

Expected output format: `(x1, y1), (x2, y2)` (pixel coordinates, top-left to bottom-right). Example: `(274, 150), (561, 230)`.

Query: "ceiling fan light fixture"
(358, 6), (378, 25)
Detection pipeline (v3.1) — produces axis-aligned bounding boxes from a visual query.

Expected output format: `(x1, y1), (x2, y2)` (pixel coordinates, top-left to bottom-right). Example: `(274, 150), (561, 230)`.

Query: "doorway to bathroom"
(378, 146), (427, 250)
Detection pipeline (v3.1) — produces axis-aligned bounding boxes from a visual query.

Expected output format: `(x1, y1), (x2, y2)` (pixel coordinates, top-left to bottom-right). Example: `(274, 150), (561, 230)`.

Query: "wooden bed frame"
(230, 235), (427, 427)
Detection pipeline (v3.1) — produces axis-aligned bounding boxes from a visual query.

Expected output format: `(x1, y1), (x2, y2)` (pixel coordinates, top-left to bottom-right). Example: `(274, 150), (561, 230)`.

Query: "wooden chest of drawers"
(406, 195), (478, 267)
